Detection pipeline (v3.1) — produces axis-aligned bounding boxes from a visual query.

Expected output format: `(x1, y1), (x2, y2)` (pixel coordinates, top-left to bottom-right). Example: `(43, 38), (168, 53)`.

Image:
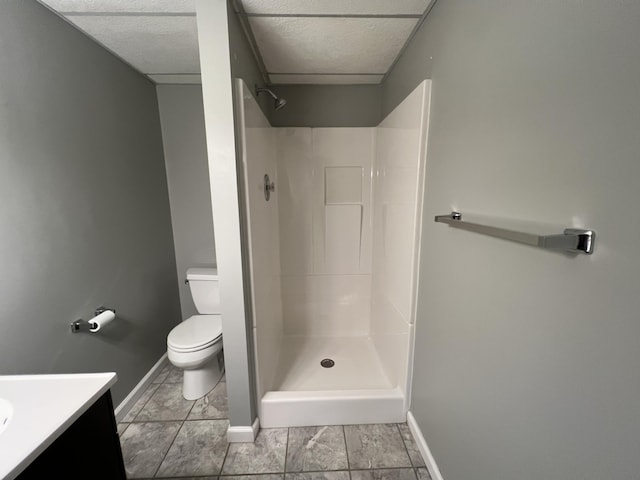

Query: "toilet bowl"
(167, 268), (224, 400)
(167, 314), (223, 400)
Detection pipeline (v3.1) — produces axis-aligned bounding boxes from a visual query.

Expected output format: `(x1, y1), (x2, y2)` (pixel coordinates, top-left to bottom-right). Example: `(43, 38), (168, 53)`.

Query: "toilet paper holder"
(70, 307), (116, 333)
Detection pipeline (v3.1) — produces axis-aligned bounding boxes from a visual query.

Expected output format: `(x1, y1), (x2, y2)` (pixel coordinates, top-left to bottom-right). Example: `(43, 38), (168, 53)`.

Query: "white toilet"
(167, 267), (224, 400)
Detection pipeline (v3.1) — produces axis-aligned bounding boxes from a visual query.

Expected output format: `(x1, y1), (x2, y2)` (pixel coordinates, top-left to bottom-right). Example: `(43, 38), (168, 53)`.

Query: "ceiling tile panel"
(148, 74), (202, 84)
(249, 17), (417, 74)
(240, 0), (431, 16)
(67, 15), (200, 74)
(40, 0), (195, 13)
(269, 74), (383, 85)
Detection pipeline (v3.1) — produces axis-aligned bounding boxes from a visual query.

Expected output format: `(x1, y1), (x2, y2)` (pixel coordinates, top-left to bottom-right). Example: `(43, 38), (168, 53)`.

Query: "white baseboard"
(227, 417), (260, 443)
(407, 411), (444, 480)
(115, 353), (169, 423)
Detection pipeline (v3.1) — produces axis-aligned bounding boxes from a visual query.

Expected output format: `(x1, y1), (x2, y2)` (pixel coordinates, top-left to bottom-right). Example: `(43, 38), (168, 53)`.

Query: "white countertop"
(0, 373), (117, 480)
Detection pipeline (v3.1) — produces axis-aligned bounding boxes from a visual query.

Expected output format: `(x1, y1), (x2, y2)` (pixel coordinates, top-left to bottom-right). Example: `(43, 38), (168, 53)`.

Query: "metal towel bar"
(434, 212), (595, 255)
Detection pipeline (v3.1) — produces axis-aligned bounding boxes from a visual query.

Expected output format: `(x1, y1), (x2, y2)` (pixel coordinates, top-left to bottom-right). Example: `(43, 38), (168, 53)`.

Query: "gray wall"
(157, 85), (216, 320)
(0, 0), (181, 404)
(269, 85), (382, 127)
(383, 1), (640, 479)
(227, 0), (271, 117)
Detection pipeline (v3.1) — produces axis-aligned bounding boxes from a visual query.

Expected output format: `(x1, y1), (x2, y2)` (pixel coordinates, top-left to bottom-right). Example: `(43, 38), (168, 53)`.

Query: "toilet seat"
(168, 314), (222, 353)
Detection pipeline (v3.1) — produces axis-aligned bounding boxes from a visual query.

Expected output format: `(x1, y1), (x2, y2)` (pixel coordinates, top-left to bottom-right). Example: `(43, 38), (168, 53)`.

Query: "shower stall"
(236, 79), (431, 427)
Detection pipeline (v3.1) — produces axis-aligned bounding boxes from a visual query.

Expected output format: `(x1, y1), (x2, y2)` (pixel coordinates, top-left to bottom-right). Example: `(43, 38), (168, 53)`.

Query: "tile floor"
(118, 365), (432, 480)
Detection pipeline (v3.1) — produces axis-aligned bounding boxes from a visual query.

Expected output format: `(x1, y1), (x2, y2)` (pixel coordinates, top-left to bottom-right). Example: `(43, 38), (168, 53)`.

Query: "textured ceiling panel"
(269, 74), (383, 85)
(148, 74), (202, 84)
(240, 0), (430, 15)
(249, 17), (417, 74)
(39, 0), (195, 13)
(67, 16), (200, 73)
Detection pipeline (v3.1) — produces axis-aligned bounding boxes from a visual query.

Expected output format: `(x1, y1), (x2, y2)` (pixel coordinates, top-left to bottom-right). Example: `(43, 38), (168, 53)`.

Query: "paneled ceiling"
(37, 0), (435, 85)
(236, 0), (434, 85)
(38, 0), (200, 85)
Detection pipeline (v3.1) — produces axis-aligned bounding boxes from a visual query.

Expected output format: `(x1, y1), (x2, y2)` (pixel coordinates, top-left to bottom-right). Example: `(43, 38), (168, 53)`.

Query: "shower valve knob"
(264, 174), (275, 200)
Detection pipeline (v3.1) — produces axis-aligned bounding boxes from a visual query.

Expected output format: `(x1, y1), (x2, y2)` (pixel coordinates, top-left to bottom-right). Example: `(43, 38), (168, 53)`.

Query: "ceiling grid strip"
(59, 12), (196, 16)
(244, 13), (423, 19)
(267, 72), (385, 76)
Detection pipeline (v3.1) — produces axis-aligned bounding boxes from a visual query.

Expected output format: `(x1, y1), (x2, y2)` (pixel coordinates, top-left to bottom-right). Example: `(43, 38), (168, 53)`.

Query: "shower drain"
(320, 358), (335, 368)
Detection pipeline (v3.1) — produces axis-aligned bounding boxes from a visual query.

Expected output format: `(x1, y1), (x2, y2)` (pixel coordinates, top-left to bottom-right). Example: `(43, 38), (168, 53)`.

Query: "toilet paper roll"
(89, 310), (116, 332)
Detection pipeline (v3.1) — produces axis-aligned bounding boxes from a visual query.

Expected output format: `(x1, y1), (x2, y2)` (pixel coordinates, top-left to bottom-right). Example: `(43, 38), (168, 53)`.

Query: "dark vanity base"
(17, 391), (126, 479)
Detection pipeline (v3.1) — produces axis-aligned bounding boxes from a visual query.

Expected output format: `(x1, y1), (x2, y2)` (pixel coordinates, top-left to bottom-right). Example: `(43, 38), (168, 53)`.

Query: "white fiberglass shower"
(237, 79), (431, 427)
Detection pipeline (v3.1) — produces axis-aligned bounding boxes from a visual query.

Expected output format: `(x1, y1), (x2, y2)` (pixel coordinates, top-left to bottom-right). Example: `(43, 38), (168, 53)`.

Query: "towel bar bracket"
(560, 228), (595, 255)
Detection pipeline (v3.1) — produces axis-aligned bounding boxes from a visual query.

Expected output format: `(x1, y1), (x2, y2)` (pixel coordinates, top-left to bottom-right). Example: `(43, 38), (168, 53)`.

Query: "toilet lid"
(168, 315), (222, 352)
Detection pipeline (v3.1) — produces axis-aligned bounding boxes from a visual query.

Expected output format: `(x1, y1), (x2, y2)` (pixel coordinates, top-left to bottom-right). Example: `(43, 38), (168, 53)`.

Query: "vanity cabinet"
(0, 373), (124, 480)
(16, 391), (126, 479)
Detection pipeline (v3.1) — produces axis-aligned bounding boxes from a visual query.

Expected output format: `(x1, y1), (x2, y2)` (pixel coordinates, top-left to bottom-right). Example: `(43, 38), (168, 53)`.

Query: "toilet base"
(182, 353), (224, 400)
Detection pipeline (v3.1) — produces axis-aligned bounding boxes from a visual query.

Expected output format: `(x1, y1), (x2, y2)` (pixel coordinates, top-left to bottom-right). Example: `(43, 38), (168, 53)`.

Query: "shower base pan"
(259, 336), (406, 427)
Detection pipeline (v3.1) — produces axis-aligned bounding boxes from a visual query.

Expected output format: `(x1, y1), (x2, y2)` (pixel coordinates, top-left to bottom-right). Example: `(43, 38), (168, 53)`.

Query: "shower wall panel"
(276, 127), (375, 337)
(280, 274), (371, 336)
(371, 81), (431, 395)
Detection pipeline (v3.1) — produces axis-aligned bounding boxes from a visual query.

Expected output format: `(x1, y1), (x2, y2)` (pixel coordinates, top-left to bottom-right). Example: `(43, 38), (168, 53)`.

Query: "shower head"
(255, 86), (287, 111)
(274, 97), (287, 111)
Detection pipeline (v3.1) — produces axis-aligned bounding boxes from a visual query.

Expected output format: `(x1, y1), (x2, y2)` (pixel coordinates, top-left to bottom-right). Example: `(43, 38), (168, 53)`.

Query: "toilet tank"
(186, 267), (220, 314)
